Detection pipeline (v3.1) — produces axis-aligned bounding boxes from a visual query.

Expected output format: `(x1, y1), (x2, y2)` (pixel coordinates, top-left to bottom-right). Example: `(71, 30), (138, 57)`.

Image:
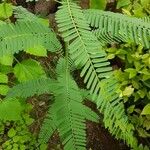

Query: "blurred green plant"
(107, 43), (150, 139)
(0, 102), (37, 150)
(90, 0), (107, 10)
(117, 0), (150, 17)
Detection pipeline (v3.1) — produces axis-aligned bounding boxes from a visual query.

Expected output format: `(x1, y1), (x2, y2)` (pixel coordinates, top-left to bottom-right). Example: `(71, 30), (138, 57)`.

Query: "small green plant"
(104, 0), (150, 143)
(0, 102), (37, 150)
(106, 43), (150, 139)
(116, 0), (150, 17)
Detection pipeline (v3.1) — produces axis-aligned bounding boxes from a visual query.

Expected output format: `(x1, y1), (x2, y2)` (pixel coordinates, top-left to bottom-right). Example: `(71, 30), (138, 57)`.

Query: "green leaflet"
(0, 73), (8, 83)
(0, 21), (61, 56)
(7, 58), (99, 150)
(26, 45), (47, 57)
(141, 104), (150, 115)
(14, 59), (46, 82)
(117, 0), (131, 9)
(13, 6), (50, 26)
(0, 55), (13, 66)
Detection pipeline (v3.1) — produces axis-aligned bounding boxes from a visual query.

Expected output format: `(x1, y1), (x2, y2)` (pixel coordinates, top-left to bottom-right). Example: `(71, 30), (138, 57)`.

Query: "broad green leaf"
(90, 0), (107, 10)
(132, 80), (140, 89)
(0, 3), (13, 19)
(122, 8), (132, 16)
(0, 73), (8, 83)
(26, 45), (47, 57)
(122, 86), (134, 96)
(125, 68), (137, 79)
(127, 105), (135, 114)
(117, 0), (131, 9)
(141, 104), (150, 115)
(107, 54), (115, 59)
(137, 89), (146, 98)
(0, 99), (23, 121)
(0, 85), (9, 95)
(14, 59), (46, 82)
(8, 128), (16, 138)
(0, 55), (13, 66)
(143, 119), (150, 130)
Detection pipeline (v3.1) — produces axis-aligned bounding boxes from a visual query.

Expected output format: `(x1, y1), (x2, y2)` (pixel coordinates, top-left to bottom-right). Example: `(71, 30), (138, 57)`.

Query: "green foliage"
(13, 6), (38, 21)
(117, 0), (150, 17)
(142, 104), (150, 115)
(0, 99), (23, 121)
(106, 43), (150, 141)
(0, 4), (61, 56)
(90, 0), (107, 10)
(84, 9), (150, 49)
(97, 76), (137, 146)
(26, 45), (47, 57)
(7, 78), (57, 98)
(0, 55), (13, 66)
(0, 103), (36, 150)
(0, 20), (61, 57)
(117, 0), (131, 9)
(13, 6), (49, 26)
(0, 72), (8, 83)
(0, 0), (150, 150)
(9, 58), (99, 150)
(56, 1), (137, 148)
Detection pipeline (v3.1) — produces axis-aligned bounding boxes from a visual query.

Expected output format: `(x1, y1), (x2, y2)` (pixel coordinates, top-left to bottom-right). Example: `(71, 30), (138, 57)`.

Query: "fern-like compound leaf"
(6, 78), (57, 98)
(39, 58), (99, 150)
(56, 1), (113, 99)
(84, 9), (150, 48)
(13, 6), (37, 21)
(0, 21), (61, 56)
(38, 106), (57, 145)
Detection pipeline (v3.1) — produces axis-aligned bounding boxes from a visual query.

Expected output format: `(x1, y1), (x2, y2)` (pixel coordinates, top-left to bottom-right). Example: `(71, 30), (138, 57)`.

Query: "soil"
(14, 0), (130, 149)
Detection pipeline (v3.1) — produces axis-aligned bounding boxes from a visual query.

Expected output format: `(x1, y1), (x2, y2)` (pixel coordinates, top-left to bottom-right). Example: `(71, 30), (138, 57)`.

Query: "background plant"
(104, 0), (150, 144)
